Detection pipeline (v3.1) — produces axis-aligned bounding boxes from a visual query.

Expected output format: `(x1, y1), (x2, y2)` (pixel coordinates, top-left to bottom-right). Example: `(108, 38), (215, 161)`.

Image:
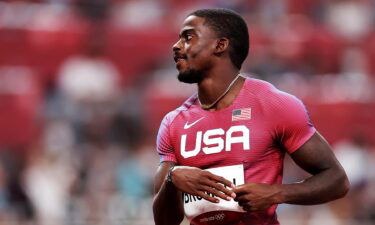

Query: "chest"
(170, 108), (275, 168)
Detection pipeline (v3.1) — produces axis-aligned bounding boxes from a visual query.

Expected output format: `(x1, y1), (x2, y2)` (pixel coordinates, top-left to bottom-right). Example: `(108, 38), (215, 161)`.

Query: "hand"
(171, 166), (236, 203)
(232, 183), (283, 211)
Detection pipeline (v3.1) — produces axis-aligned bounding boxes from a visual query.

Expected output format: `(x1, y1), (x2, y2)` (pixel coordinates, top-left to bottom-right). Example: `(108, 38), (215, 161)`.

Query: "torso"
(170, 78), (284, 185)
(157, 77), (315, 225)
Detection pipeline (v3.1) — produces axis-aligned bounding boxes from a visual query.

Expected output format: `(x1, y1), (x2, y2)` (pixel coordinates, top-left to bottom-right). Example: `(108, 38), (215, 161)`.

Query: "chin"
(177, 69), (203, 84)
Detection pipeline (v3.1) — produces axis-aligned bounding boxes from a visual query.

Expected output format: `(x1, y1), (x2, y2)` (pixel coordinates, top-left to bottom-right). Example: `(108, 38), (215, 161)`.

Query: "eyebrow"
(179, 28), (195, 38)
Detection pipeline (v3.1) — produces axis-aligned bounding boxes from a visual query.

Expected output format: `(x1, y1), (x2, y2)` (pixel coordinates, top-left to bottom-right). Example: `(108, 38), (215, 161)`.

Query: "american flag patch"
(232, 108), (251, 121)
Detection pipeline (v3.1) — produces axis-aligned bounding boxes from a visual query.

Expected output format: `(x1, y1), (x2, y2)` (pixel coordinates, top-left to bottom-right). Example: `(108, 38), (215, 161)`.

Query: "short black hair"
(189, 8), (249, 70)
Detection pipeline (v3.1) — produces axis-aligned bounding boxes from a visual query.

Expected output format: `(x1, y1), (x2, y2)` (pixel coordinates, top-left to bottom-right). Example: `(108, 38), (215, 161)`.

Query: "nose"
(172, 39), (182, 52)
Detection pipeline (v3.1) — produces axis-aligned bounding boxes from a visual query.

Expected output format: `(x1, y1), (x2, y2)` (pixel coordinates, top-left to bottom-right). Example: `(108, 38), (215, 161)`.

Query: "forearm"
(278, 167), (349, 205)
(153, 178), (184, 225)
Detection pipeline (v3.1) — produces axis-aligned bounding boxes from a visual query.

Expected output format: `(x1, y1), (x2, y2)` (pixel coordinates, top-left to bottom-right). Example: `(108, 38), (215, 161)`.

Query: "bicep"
(290, 131), (342, 175)
(154, 161), (176, 194)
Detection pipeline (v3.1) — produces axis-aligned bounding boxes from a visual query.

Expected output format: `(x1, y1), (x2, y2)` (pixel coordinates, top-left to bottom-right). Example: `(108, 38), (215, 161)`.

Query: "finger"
(237, 199), (250, 206)
(236, 200), (252, 210)
(238, 201), (262, 211)
(203, 186), (232, 201)
(242, 204), (251, 211)
(203, 180), (236, 199)
(234, 194), (250, 202)
(232, 183), (254, 195)
(197, 191), (219, 203)
(207, 173), (234, 188)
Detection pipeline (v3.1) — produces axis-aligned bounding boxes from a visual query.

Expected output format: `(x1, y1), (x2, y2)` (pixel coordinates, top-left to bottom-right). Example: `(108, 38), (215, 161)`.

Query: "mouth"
(173, 54), (187, 63)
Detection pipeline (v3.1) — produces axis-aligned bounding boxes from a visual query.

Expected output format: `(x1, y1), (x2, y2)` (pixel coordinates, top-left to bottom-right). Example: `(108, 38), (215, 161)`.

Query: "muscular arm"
(234, 132), (350, 210)
(279, 131), (350, 204)
(153, 161), (184, 225)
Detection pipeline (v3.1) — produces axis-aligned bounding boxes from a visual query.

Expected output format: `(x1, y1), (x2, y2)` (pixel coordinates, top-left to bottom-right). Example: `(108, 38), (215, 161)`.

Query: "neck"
(197, 66), (243, 111)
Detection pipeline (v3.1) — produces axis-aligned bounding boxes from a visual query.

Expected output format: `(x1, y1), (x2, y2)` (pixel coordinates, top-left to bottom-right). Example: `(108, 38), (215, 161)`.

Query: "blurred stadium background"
(0, 0), (374, 224)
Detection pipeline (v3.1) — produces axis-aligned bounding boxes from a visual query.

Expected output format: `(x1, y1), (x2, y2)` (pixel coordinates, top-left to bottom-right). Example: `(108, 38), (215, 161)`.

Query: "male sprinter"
(153, 8), (349, 225)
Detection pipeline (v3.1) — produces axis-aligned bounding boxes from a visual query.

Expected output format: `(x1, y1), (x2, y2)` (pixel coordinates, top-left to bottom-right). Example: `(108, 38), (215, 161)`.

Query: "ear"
(214, 38), (229, 55)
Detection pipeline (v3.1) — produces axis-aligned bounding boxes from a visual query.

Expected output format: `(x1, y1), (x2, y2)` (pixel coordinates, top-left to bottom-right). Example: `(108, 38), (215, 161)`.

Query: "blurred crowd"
(0, 0), (374, 224)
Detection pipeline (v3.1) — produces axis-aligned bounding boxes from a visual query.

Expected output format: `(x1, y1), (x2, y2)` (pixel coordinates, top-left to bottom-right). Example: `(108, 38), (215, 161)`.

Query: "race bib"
(183, 164), (246, 222)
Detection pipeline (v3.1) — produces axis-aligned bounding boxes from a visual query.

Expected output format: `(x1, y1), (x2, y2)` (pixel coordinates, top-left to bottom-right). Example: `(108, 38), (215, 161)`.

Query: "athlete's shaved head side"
(188, 8), (249, 70)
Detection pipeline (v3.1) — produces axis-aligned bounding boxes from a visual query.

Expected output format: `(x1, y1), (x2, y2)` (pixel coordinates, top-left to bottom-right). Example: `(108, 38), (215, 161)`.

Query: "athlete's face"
(173, 16), (218, 83)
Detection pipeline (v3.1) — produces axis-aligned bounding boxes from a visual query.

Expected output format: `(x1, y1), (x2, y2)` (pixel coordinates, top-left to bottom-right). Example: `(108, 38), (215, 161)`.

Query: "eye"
(186, 34), (193, 41)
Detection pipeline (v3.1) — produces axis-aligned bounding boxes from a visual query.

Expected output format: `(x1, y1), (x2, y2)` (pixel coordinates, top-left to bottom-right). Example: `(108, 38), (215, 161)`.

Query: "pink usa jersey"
(156, 78), (316, 225)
